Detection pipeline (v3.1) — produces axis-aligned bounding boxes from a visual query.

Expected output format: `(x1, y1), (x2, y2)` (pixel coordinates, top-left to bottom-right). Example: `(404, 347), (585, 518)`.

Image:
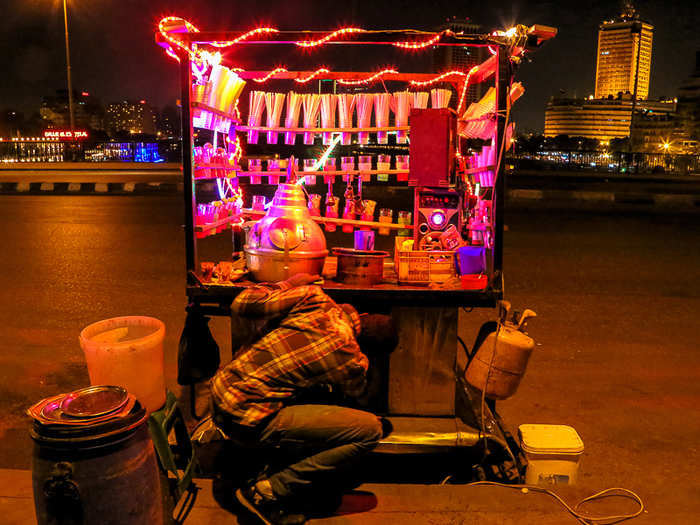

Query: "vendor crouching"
(211, 273), (396, 525)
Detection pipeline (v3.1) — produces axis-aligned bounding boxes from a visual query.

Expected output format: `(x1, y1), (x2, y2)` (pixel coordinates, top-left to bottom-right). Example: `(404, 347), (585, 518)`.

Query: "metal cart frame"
(158, 22), (555, 479)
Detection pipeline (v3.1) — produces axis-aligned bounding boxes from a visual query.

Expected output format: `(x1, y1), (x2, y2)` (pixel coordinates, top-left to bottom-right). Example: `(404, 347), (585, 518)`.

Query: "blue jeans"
(214, 404), (382, 499)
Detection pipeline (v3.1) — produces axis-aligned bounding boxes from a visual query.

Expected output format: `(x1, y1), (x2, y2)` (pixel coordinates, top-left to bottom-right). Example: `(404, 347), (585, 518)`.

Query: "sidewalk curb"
(1, 180), (698, 213)
(507, 188), (700, 213)
(0, 182), (184, 195)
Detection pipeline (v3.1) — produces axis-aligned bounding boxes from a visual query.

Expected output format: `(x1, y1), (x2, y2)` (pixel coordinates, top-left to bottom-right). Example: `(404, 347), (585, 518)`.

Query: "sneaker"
(236, 486), (306, 525)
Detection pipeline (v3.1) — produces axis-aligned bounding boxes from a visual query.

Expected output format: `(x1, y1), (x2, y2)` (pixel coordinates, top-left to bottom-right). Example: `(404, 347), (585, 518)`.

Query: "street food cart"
(157, 18), (555, 480)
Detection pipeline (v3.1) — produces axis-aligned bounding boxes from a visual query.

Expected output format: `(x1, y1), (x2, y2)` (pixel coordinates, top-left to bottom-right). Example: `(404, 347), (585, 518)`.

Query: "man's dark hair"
(357, 314), (399, 355)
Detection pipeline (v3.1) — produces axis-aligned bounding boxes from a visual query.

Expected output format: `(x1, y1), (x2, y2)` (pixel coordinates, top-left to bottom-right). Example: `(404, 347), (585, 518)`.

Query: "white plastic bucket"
(79, 316), (166, 413)
(519, 424), (584, 485)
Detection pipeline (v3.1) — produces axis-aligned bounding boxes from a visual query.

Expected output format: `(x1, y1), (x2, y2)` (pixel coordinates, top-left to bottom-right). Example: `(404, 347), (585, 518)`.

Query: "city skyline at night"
(1, 1), (699, 132)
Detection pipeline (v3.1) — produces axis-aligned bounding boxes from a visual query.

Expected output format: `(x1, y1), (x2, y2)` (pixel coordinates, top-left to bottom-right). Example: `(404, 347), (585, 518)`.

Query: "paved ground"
(1, 195), (698, 523)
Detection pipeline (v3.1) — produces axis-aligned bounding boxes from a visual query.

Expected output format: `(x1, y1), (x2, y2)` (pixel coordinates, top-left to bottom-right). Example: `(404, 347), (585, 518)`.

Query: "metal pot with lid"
(245, 183), (328, 282)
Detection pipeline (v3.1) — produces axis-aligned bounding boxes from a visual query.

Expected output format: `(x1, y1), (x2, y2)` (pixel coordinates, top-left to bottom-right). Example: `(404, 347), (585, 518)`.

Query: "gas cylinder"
(465, 306), (536, 400)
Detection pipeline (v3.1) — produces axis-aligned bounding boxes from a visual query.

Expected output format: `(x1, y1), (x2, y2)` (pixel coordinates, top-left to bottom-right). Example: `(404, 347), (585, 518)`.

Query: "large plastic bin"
(79, 316), (166, 413)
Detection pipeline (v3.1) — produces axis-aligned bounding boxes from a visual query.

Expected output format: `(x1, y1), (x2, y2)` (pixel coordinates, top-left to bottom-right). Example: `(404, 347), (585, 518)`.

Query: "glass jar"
(397, 210), (412, 237)
(378, 208), (393, 236)
(396, 155), (409, 182)
(325, 196), (339, 232)
(341, 156), (355, 182)
(377, 154), (391, 182)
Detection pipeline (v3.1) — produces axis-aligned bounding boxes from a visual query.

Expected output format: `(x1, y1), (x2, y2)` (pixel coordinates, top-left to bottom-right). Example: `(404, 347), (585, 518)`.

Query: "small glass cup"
(267, 159), (281, 185)
(378, 208), (393, 235)
(325, 196), (339, 232)
(324, 157), (336, 184)
(216, 261), (233, 282)
(397, 210), (412, 237)
(252, 195), (266, 211)
(377, 154), (391, 182)
(308, 194), (322, 216)
(200, 262), (215, 282)
(360, 199), (377, 231)
(303, 158), (317, 185)
(396, 155), (409, 182)
(342, 200), (356, 233)
(358, 155), (372, 182)
(341, 156), (355, 182)
(248, 158), (262, 184)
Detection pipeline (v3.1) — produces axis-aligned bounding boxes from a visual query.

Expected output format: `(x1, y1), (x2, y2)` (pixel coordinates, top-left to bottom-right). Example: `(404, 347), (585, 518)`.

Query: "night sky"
(2, 0), (699, 132)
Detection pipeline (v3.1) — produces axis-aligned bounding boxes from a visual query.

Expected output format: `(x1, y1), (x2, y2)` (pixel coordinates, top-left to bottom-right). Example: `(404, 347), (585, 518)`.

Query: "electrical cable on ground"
(466, 481), (645, 525)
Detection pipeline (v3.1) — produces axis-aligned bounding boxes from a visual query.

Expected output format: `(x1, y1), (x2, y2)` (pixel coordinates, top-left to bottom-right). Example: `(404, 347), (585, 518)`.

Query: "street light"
(61, 0), (75, 132)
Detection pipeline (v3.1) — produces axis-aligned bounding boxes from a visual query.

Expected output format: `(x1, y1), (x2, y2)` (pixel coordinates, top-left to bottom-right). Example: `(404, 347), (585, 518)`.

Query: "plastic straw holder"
(518, 424), (584, 485)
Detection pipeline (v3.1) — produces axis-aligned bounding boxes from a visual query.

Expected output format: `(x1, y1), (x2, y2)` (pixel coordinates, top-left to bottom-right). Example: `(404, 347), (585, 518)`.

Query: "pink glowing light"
(409, 70), (469, 87)
(210, 27), (279, 48)
(456, 65), (480, 114)
(295, 28), (366, 48)
(294, 68), (331, 83)
(337, 69), (398, 86)
(251, 68), (288, 83)
(393, 33), (442, 49)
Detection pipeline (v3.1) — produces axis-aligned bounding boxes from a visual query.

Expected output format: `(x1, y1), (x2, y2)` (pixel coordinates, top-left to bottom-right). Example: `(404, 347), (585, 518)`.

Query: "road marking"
(653, 194), (696, 208)
(123, 183), (136, 192)
(94, 183), (108, 193)
(508, 189), (543, 200)
(571, 191), (615, 202)
(16, 182), (30, 192)
(39, 183), (54, 192)
(68, 183), (81, 192)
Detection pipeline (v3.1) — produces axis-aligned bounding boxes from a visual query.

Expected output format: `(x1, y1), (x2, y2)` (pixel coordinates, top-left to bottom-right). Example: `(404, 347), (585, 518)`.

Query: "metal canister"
(244, 183), (328, 282)
(29, 387), (163, 525)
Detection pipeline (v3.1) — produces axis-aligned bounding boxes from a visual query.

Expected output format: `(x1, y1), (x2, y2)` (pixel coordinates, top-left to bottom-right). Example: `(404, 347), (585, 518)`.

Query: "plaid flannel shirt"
(212, 281), (368, 427)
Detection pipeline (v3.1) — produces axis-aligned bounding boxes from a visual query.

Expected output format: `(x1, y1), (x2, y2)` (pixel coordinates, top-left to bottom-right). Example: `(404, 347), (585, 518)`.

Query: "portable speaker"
(413, 187), (463, 249)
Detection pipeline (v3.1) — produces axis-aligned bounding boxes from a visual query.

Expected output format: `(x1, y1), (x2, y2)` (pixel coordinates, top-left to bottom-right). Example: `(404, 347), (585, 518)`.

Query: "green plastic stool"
(148, 391), (198, 502)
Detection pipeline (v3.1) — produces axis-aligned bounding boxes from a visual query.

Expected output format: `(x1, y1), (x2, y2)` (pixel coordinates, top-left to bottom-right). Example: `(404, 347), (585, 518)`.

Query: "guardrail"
(510, 150), (700, 175)
(0, 140), (182, 163)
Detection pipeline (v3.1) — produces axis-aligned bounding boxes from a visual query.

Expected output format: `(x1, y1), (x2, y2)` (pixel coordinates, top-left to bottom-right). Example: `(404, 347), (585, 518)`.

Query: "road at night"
(1, 195), (698, 523)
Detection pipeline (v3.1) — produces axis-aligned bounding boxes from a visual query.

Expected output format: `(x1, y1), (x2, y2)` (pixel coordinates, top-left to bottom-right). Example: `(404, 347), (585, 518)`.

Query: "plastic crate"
(397, 250), (456, 285)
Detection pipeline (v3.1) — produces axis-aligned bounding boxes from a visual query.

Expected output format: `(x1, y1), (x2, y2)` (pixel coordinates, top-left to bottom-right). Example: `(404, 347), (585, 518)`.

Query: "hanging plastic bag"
(177, 311), (220, 385)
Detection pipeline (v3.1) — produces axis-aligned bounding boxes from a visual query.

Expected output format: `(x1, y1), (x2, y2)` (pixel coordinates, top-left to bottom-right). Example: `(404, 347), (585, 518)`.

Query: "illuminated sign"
(43, 130), (89, 140)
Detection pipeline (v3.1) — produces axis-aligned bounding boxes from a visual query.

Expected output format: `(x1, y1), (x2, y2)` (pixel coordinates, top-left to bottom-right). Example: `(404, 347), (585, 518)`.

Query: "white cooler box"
(518, 424), (584, 485)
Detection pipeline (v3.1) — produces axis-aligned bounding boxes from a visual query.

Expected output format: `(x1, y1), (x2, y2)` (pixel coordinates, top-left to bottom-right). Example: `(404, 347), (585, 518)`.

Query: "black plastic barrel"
(31, 403), (163, 525)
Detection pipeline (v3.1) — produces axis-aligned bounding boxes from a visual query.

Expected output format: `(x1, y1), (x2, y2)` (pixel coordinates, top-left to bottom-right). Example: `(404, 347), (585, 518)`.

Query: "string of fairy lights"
(157, 16), (505, 92)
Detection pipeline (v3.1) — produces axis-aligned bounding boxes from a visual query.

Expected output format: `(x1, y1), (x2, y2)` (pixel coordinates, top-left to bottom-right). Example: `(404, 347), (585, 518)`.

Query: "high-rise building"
(40, 90), (104, 131)
(544, 96), (675, 141)
(433, 17), (489, 107)
(105, 101), (157, 136)
(676, 50), (700, 141)
(595, 2), (653, 100)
